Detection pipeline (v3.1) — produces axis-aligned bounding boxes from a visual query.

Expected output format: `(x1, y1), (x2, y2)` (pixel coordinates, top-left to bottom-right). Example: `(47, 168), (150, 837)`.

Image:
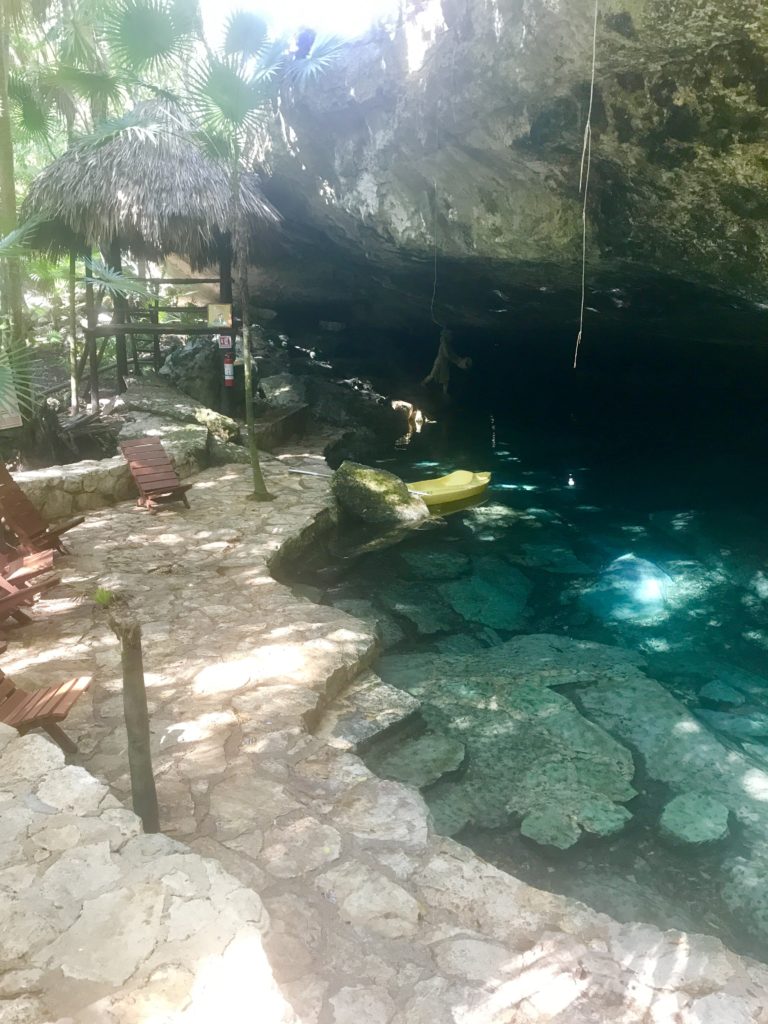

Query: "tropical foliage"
(0, 0), (343, 479)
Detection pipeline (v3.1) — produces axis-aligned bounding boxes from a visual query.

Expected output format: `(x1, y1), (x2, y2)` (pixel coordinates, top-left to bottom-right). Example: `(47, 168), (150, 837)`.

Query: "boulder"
(331, 461), (429, 528)
(259, 373), (307, 410)
(325, 429), (382, 471)
(121, 375), (239, 442)
(160, 338), (220, 410)
(306, 378), (401, 437)
(659, 793), (730, 845)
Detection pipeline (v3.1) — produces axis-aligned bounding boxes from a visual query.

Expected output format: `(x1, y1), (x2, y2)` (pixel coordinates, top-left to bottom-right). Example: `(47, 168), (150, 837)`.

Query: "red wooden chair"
(0, 573), (60, 627)
(0, 669), (91, 753)
(0, 548), (56, 585)
(120, 436), (192, 512)
(0, 463), (83, 553)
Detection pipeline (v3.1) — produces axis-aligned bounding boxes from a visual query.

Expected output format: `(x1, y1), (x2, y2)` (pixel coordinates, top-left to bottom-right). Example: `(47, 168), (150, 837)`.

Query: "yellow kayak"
(408, 470), (491, 507)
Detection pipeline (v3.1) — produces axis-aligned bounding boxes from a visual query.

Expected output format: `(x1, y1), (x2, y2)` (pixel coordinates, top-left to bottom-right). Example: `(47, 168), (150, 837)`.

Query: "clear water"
(307, 402), (768, 959)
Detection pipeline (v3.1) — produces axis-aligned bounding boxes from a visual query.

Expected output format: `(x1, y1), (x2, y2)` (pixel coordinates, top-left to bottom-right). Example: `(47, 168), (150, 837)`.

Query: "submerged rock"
(366, 733), (466, 789)
(438, 560), (531, 631)
(520, 796), (631, 850)
(699, 681), (747, 707)
(510, 543), (592, 575)
(398, 547), (472, 580)
(697, 709), (768, 741)
(378, 581), (452, 635)
(331, 461), (429, 528)
(724, 853), (768, 945)
(580, 554), (673, 625)
(660, 793), (730, 845)
(331, 598), (405, 650)
(378, 638), (637, 843)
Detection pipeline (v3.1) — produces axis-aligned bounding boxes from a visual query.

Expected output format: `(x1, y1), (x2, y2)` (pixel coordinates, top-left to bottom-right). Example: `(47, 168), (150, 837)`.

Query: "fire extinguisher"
(223, 351), (235, 387)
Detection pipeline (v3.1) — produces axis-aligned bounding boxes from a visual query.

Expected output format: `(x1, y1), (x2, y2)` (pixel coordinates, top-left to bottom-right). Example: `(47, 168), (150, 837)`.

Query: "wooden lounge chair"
(0, 669), (91, 752)
(0, 463), (84, 553)
(0, 573), (60, 627)
(120, 436), (192, 512)
(0, 548), (56, 586)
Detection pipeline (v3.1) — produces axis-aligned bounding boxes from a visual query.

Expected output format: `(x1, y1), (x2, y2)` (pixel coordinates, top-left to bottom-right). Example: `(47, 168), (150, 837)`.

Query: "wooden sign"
(208, 304), (232, 327)
(0, 353), (22, 431)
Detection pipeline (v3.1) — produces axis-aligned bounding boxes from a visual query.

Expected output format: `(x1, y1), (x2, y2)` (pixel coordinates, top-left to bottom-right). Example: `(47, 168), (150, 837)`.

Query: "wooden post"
(107, 606), (160, 833)
(84, 255), (99, 414)
(219, 237), (233, 416)
(109, 240), (129, 392)
(152, 290), (161, 371)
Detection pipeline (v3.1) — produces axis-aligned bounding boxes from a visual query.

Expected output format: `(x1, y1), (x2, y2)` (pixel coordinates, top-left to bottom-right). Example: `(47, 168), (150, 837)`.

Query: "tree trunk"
(0, 20), (27, 413)
(230, 169), (272, 500)
(108, 240), (128, 391)
(84, 256), (99, 413)
(68, 252), (78, 413)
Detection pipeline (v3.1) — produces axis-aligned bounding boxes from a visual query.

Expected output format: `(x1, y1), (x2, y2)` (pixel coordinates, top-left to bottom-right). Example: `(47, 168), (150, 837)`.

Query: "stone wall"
(13, 379), (220, 522)
(0, 724), (296, 1024)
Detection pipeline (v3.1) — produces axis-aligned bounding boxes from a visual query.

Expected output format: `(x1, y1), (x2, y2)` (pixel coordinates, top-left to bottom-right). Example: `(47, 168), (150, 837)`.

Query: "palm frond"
(252, 37), (289, 82)
(188, 56), (271, 139)
(8, 75), (56, 141)
(46, 65), (124, 106)
(105, 0), (193, 73)
(282, 35), (345, 89)
(192, 127), (236, 163)
(224, 10), (268, 58)
(56, 14), (101, 68)
(0, 345), (34, 421)
(73, 107), (179, 150)
(84, 258), (153, 299)
(171, 0), (201, 36)
(0, 219), (44, 261)
(26, 255), (68, 291)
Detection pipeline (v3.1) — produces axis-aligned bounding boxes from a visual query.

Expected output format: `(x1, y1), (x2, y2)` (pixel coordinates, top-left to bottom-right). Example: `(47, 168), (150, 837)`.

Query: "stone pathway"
(4, 448), (768, 1023)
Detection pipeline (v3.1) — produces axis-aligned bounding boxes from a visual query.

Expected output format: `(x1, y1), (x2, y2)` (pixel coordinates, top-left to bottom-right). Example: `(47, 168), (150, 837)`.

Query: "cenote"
(286, 296), (768, 963)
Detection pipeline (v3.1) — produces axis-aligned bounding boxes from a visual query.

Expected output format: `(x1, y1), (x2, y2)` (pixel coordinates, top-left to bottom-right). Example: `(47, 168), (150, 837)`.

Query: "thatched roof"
(21, 104), (280, 266)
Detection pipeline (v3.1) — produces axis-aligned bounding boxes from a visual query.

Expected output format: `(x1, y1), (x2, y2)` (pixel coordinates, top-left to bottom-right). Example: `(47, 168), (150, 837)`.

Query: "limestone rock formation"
(660, 793), (730, 846)
(260, 0), (768, 330)
(331, 461), (430, 527)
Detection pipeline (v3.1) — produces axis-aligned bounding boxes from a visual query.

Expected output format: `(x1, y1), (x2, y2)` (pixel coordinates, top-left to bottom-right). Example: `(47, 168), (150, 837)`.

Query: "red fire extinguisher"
(223, 351), (235, 387)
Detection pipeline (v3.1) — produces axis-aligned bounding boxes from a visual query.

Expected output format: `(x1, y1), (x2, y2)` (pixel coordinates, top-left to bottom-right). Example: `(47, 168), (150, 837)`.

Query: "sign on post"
(0, 353), (23, 431)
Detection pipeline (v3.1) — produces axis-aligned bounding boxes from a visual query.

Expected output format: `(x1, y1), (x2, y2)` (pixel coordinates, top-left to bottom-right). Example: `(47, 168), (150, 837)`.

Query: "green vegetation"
(0, 0), (341, 489)
(93, 585), (115, 606)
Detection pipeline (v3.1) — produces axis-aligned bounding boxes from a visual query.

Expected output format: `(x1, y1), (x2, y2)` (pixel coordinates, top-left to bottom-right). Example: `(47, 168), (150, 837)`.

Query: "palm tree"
(185, 11), (343, 500)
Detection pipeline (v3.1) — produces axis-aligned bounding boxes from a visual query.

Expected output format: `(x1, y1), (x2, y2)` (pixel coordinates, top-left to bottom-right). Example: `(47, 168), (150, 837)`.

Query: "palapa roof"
(21, 104), (280, 266)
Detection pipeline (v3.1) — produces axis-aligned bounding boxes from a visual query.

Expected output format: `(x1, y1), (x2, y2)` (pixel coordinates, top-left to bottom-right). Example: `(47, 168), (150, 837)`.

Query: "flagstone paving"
(4, 447), (768, 1023)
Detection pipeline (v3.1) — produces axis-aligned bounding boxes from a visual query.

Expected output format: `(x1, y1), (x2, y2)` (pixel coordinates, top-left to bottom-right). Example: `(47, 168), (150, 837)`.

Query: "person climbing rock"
(422, 328), (472, 397)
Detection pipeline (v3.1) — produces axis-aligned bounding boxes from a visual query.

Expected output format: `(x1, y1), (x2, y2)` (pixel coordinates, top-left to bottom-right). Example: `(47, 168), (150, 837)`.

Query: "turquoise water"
(309, 407), (768, 958)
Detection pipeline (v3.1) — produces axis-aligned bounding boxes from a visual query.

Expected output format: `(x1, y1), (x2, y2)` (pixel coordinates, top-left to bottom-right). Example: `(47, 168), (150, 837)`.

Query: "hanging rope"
(430, 178), (442, 326)
(573, 0), (599, 369)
